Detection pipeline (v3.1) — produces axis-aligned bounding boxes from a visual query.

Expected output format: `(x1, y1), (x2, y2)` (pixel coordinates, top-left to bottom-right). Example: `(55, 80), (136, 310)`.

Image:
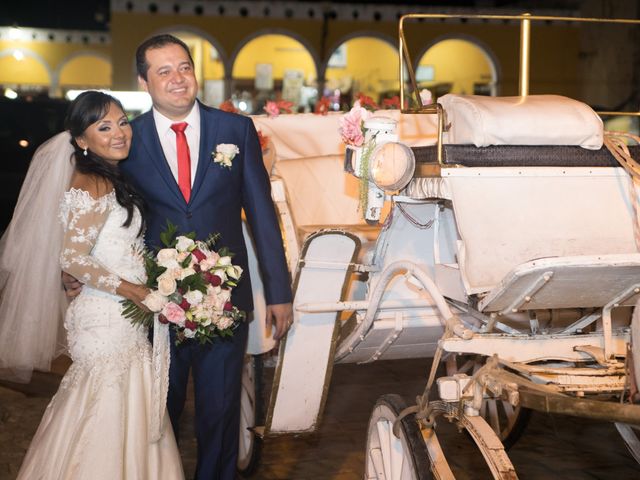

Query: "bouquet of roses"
(122, 222), (246, 344)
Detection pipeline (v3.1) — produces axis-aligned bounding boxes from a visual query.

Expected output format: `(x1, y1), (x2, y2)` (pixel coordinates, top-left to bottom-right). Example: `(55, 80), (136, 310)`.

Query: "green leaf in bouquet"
(160, 220), (179, 247)
(120, 299), (154, 327)
(217, 246), (233, 258)
(203, 232), (221, 248)
(181, 273), (207, 293)
(181, 253), (193, 268)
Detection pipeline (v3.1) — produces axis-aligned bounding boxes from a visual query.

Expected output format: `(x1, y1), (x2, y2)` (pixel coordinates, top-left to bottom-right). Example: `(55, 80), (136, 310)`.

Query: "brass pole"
(519, 13), (531, 97)
(399, 17), (405, 111)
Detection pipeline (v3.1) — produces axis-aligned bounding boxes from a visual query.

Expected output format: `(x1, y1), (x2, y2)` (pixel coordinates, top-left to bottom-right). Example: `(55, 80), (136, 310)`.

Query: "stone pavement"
(1, 357), (639, 479)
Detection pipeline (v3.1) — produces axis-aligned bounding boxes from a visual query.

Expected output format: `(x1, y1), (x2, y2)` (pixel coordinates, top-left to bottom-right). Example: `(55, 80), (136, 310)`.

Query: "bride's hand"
(61, 272), (83, 298)
(117, 282), (151, 312)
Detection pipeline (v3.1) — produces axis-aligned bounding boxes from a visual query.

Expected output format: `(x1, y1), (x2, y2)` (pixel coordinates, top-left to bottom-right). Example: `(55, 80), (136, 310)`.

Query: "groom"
(126, 34), (292, 478)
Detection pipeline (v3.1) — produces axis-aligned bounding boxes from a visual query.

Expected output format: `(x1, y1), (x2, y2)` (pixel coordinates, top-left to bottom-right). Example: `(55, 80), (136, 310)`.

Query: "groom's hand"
(266, 302), (293, 344)
(61, 272), (83, 298)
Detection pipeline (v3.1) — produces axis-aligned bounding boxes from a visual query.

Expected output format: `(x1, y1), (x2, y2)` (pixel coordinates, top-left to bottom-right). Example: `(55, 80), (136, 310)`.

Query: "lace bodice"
(59, 189), (146, 293)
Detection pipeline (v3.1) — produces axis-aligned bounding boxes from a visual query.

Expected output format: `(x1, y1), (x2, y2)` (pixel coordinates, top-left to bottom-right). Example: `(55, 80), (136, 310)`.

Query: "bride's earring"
(83, 149), (88, 156)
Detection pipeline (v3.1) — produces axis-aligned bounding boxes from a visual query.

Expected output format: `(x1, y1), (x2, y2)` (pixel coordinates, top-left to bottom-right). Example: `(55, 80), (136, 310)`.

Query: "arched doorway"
(0, 49), (51, 96)
(416, 38), (497, 99)
(58, 53), (111, 94)
(325, 36), (398, 110)
(232, 33), (317, 114)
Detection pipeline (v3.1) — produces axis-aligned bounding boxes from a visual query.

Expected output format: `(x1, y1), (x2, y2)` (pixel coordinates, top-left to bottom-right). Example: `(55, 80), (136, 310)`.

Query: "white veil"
(0, 131), (75, 382)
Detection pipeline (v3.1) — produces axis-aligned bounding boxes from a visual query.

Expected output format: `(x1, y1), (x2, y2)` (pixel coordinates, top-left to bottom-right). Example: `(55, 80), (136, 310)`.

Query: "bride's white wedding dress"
(17, 189), (184, 479)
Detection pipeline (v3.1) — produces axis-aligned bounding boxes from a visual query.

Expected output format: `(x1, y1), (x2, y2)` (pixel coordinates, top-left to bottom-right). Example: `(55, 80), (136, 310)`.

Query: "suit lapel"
(138, 113), (185, 205)
(190, 102), (220, 203)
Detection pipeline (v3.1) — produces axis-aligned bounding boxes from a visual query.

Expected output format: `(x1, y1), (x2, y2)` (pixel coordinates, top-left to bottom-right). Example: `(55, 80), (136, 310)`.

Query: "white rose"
(157, 272), (177, 296)
(219, 288), (232, 304)
(157, 248), (178, 266)
(217, 144), (239, 157)
(216, 315), (234, 330)
(184, 289), (204, 306)
(142, 291), (168, 312)
(206, 284), (221, 298)
(184, 328), (196, 338)
(179, 267), (196, 280)
(227, 265), (243, 280)
(217, 256), (232, 266)
(176, 236), (195, 252)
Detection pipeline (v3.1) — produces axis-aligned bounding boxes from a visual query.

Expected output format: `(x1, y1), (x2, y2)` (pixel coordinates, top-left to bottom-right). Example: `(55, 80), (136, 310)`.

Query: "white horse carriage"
(237, 13), (640, 479)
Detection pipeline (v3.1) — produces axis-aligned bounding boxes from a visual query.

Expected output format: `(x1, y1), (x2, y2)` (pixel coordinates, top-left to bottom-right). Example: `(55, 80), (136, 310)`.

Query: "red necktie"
(171, 122), (191, 202)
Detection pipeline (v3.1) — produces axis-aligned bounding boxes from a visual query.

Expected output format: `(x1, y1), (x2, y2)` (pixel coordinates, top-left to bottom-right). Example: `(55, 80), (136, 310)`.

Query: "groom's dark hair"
(136, 34), (194, 81)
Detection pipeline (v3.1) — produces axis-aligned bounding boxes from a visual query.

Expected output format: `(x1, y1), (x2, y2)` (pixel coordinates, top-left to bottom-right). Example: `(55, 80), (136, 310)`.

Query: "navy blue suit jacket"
(121, 102), (292, 312)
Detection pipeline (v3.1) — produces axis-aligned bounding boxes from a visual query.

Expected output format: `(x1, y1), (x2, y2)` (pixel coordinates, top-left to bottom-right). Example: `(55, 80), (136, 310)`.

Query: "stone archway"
(0, 48), (52, 94)
(231, 30), (319, 114)
(56, 51), (111, 95)
(415, 35), (499, 99)
(323, 33), (398, 109)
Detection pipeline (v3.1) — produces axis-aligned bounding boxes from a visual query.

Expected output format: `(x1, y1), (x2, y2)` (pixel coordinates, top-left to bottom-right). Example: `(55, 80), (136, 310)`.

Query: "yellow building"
(1, 1), (637, 112)
(0, 26), (111, 97)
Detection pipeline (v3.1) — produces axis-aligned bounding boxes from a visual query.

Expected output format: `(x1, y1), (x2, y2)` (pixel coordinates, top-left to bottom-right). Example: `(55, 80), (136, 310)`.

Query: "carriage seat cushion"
(439, 94), (603, 150)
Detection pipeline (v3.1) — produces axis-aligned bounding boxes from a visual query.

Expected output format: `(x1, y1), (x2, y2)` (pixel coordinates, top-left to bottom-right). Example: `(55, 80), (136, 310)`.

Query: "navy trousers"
(167, 322), (248, 479)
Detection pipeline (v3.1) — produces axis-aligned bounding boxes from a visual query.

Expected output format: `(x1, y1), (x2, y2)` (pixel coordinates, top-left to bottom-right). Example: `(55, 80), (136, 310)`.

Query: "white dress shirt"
(153, 102), (201, 186)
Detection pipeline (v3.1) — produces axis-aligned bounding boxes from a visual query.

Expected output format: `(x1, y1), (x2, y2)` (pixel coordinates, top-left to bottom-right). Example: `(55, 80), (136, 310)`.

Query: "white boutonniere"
(212, 144), (240, 169)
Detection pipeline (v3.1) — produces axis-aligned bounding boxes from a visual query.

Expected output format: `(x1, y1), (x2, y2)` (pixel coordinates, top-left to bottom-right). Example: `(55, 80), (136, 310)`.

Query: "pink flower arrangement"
(264, 99), (294, 118)
(354, 93), (379, 111)
(122, 222), (245, 344)
(338, 101), (371, 147)
(381, 96), (401, 110)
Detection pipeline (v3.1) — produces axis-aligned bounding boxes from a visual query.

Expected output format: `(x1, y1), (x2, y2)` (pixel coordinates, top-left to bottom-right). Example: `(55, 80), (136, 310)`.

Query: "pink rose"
(264, 101), (280, 118)
(161, 302), (186, 325)
(339, 102), (370, 146)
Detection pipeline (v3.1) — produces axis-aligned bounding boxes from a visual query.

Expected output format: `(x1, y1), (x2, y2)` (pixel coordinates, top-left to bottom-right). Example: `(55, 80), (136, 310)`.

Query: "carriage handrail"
(398, 13), (640, 167)
(399, 12), (640, 107)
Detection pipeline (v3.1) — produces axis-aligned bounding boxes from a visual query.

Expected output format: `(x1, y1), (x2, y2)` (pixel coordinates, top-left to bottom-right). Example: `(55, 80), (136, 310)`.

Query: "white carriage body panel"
(444, 166), (639, 294)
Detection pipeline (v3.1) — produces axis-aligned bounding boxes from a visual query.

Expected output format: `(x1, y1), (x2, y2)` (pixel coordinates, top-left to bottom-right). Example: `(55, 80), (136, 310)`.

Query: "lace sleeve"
(59, 189), (122, 295)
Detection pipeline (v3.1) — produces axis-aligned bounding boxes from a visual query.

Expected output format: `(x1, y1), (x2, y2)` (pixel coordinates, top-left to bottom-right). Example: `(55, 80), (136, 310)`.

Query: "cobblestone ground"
(1, 357), (639, 479)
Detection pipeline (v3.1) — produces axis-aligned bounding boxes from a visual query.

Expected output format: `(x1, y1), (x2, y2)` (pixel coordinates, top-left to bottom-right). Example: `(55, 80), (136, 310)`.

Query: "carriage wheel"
(237, 354), (264, 476)
(445, 354), (531, 449)
(615, 423), (640, 464)
(365, 394), (432, 480)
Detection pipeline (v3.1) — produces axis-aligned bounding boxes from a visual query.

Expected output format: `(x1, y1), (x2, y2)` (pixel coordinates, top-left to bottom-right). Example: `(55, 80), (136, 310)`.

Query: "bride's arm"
(59, 179), (149, 309)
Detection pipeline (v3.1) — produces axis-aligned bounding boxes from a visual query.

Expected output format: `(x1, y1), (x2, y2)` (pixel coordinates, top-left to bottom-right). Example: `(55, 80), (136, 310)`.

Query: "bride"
(0, 91), (184, 479)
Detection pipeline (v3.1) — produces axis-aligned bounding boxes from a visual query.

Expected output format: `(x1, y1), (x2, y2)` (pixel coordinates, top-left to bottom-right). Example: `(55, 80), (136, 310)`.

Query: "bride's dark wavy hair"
(65, 91), (145, 236)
